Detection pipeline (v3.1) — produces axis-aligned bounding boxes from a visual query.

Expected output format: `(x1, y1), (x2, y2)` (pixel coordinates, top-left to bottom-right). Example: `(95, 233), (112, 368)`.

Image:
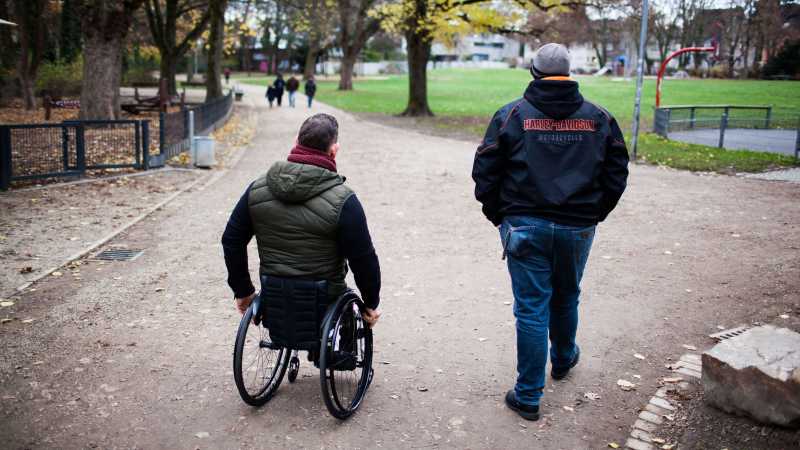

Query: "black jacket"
(305, 80), (317, 97)
(472, 79), (629, 227)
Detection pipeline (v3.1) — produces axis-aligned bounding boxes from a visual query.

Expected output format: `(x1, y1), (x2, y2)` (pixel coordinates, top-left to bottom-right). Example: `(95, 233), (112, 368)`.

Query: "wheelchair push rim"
(319, 293), (373, 419)
(233, 304), (290, 406)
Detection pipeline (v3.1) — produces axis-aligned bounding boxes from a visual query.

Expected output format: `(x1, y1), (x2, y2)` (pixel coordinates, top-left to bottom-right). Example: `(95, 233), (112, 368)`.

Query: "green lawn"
(242, 70), (800, 172)
(243, 69), (800, 127)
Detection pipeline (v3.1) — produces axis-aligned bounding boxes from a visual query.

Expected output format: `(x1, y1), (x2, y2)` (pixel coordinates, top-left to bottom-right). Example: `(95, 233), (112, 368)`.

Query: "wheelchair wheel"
(233, 304), (290, 406)
(319, 292), (373, 419)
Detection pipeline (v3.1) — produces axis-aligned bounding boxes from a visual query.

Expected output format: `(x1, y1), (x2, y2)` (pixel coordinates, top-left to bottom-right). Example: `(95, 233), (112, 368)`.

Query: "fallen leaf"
(417, 386), (428, 392)
(633, 353), (646, 360)
(1, 318), (14, 324)
(662, 376), (683, 383)
(652, 438), (666, 444)
(51, 271), (62, 277)
(633, 374), (641, 379)
(154, 287), (165, 292)
(608, 443), (620, 449)
(194, 431), (210, 438)
(21, 318), (34, 324)
(19, 267), (32, 274)
(779, 314), (789, 319)
(0, 301), (14, 307)
(584, 392), (600, 400)
(390, 394), (399, 399)
(478, 337), (488, 342)
(616, 379), (636, 391)
(563, 406), (574, 412)
(663, 414), (675, 421)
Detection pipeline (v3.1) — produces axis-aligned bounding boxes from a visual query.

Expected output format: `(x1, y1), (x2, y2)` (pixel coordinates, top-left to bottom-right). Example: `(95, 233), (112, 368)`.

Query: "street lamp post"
(631, 0), (650, 160)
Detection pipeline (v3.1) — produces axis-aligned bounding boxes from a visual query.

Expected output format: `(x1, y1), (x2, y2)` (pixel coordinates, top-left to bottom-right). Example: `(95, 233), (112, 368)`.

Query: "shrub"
(762, 39), (800, 80)
(36, 57), (83, 97)
(123, 66), (158, 86)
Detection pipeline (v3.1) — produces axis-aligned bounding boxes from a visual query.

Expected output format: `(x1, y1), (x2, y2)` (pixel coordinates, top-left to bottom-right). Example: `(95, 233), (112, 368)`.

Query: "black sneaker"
(551, 345), (580, 380)
(505, 390), (540, 421)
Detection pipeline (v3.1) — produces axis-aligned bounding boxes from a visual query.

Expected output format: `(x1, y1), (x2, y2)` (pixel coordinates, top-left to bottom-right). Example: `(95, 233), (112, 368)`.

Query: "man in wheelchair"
(221, 113), (381, 363)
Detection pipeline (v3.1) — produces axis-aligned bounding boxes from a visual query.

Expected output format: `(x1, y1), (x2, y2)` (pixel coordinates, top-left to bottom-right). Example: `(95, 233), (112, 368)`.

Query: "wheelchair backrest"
(259, 275), (329, 350)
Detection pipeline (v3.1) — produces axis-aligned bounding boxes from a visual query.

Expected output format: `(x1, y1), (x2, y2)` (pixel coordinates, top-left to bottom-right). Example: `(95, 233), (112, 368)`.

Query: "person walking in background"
(286, 75), (300, 108)
(305, 76), (317, 108)
(266, 85), (277, 108)
(273, 73), (286, 107)
(472, 43), (629, 422)
(224, 67), (231, 85)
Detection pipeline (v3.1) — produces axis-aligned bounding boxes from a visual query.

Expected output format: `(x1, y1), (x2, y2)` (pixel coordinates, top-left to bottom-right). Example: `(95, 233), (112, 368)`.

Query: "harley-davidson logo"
(523, 119), (596, 132)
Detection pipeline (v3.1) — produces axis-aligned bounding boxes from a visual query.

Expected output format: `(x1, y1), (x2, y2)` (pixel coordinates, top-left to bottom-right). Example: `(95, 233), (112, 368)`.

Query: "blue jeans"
(500, 216), (595, 406)
(288, 91), (296, 107)
(307, 95), (314, 107)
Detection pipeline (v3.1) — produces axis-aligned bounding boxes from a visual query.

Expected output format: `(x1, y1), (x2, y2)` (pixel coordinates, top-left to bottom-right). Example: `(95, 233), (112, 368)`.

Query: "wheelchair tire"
(319, 292), (374, 419)
(233, 304), (290, 406)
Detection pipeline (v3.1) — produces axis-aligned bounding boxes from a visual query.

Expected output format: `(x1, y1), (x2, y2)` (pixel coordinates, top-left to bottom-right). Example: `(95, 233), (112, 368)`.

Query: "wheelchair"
(232, 276), (374, 419)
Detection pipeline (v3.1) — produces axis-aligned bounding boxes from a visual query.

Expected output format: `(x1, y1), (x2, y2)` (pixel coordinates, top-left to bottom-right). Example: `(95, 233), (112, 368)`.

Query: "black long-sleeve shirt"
(221, 184), (381, 309)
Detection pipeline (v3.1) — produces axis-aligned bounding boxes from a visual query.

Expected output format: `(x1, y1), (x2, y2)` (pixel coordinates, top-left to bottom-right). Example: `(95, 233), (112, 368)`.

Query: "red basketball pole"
(656, 46), (717, 107)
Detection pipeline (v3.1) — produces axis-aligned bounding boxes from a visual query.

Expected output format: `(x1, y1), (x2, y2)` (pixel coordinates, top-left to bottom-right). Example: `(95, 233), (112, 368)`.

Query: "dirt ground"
(0, 169), (203, 297)
(0, 85), (798, 449)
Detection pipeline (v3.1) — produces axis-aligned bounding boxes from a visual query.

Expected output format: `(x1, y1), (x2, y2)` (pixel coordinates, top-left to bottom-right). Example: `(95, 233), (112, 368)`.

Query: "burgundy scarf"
(287, 144), (337, 172)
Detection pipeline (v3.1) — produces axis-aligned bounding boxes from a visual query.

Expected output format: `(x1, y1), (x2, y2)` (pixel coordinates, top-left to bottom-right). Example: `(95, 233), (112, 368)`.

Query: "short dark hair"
(298, 113), (339, 152)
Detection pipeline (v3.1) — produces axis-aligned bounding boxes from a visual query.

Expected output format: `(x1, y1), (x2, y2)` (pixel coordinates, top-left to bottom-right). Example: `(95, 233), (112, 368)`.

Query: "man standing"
(472, 43), (629, 421)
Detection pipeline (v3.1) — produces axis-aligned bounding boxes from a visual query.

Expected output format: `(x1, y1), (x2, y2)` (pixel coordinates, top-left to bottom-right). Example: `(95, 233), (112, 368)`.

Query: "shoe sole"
(505, 400), (540, 421)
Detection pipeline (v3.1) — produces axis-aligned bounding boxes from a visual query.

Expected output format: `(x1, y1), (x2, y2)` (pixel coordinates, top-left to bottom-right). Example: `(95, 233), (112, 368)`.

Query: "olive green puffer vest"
(248, 161), (353, 296)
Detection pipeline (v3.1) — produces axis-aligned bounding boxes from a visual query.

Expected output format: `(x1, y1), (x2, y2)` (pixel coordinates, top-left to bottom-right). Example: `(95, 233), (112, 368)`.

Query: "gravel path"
(1, 85), (798, 449)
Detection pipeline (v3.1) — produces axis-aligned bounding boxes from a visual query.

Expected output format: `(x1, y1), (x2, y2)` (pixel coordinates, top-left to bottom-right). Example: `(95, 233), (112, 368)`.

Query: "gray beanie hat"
(531, 43), (571, 78)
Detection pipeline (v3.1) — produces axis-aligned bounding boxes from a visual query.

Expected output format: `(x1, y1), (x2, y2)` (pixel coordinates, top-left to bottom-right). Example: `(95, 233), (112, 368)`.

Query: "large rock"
(703, 324), (800, 428)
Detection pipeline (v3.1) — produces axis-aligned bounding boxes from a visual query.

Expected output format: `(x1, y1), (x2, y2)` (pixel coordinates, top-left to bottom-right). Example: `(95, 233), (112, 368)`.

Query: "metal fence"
(654, 105), (799, 158)
(1, 120), (150, 189)
(155, 90), (234, 166)
(653, 105), (780, 136)
(1, 90), (235, 189)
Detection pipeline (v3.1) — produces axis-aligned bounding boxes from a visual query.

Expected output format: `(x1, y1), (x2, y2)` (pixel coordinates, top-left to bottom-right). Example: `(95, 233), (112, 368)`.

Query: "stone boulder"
(703, 325), (800, 428)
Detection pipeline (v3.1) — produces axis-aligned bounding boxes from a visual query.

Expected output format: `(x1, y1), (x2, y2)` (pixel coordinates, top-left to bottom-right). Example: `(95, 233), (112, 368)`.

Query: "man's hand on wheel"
(235, 292), (256, 315)
(362, 308), (380, 328)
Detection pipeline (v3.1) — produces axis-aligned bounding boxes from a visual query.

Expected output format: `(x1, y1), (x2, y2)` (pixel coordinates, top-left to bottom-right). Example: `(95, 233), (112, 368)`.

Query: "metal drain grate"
(94, 248), (144, 261)
(709, 325), (751, 342)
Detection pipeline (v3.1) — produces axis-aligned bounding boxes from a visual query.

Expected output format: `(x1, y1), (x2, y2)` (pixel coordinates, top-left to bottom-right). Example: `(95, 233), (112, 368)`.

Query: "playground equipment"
(656, 46), (717, 108)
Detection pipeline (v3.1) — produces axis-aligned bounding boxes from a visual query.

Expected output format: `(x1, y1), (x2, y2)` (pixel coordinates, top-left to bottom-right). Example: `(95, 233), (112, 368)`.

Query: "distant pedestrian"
(305, 76), (317, 108)
(224, 67), (231, 84)
(286, 76), (300, 108)
(472, 43), (629, 422)
(273, 73), (285, 107)
(266, 86), (277, 108)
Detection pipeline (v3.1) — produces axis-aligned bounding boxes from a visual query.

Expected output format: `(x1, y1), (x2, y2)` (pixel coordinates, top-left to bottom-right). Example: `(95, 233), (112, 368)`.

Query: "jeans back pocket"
(501, 224), (537, 260)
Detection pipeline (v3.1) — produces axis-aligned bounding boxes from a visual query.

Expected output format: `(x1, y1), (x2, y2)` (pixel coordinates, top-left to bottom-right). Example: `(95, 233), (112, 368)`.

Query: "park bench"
(42, 95), (80, 120)
(121, 79), (185, 115)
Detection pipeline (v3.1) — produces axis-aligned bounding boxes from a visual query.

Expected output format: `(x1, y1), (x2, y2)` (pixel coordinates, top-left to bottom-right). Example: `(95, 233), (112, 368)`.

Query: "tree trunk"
(304, 41), (318, 79)
(402, 30), (433, 117)
(80, 33), (124, 119)
(205, 0), (227, 101)
(338, 53), (356, 90)
(14, 0), (46, 110)
(160, 52), (178, 95)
